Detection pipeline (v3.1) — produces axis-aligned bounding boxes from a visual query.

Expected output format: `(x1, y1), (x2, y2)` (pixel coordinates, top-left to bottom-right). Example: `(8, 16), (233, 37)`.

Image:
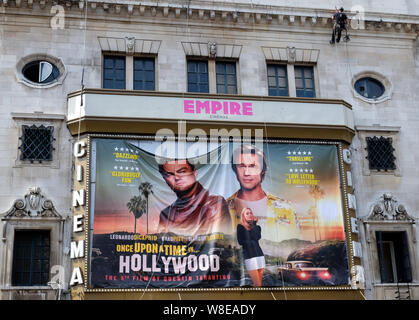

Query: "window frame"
(215, 60), (238, 95)
(365, 136), (397, 172)
(0, 188), (65, 299)
(22, 61), (60, 85)
(186, 59), (210, 93)
(0, 223), (63, 291)
(266, 63), (289, 97)
(294, 65), (316, 98)
(102, 53), (158, 91)
(264, 61), (319, 98)
(19, 125), (55, 163)
(15, 54), (67, 89)
(364, 223), (418, 286)
(133, 56), (156, 91)
(12, 230), (51, 287)
(361, 193), (417, 299)
(12, 113), (64, 169)
(356, 126), (401, 177)
(354, 77), (385, 100)
(185, 58), (240, 95)
(351, 71), (392, 104)
(102, 54), (127, 90)
(376, 231), (413, 284)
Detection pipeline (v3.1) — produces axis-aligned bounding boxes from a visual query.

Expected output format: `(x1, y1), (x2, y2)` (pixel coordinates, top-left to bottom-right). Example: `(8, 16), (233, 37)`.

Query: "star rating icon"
(289, 150), (313, 156)
(290, 168), (314, 173)
(119, 166), (123, 170)
(114, 166), (118, 170)
(114, 147), (119, 151)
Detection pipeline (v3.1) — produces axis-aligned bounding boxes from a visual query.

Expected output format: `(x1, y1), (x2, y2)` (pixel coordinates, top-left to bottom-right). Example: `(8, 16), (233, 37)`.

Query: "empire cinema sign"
(67, 91), (354, 130)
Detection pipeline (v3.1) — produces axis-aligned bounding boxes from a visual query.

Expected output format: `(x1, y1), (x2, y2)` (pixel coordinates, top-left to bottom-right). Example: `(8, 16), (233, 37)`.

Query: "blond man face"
(235, 153), (263, 191)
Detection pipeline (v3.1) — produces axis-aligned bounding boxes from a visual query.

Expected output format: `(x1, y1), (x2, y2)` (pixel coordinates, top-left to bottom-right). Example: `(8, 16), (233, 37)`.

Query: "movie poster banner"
(90, 138), (350, 289)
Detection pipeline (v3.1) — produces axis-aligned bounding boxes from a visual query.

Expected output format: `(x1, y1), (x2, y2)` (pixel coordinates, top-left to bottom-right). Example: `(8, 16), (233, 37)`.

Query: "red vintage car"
(278, 260), (333, 283)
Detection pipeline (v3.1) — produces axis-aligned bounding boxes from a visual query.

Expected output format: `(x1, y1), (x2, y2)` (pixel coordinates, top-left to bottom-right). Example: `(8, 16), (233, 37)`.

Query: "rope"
(343, 28), (364, 154)
(77, 0), (88, 143)
(341, 25), (371, 296)
(254, 3), (287, 300)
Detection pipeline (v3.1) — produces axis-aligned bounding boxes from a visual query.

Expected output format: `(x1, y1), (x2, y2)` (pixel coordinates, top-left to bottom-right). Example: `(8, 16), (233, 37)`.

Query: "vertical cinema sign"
(70, 139), (87, 299)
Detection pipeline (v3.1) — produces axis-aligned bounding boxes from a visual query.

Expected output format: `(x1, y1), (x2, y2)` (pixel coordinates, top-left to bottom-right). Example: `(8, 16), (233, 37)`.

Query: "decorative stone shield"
(2, 187), (61, 219)
(366, 193), (413, 221)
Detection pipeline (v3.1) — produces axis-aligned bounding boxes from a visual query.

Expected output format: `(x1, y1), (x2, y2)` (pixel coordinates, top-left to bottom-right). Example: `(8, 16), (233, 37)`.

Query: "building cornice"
(2, 0), (419, 35)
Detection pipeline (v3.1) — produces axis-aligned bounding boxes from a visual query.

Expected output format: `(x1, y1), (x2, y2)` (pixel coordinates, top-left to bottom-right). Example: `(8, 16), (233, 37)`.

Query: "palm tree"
(308, 185), (325, 241)
(138, 182), (154, 234)
(126, 195), (146, 234)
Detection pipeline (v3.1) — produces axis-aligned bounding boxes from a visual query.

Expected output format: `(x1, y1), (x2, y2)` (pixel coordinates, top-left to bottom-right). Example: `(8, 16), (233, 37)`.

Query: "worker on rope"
(330, 7), (350, 44)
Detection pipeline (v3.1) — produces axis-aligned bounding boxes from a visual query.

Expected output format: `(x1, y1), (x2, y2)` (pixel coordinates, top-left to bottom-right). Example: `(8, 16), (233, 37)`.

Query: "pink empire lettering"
(183, 100), (253, 116)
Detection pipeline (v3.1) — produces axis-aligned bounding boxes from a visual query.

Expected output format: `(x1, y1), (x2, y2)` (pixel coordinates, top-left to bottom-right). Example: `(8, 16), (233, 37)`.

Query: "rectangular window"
(187, 60), (209, 93)
(19, 125), (54, 163)
(133, 57), (155, 91)
(376, 231), (412, 283)
(12, 230), (50, 286)
(267, 64), (289, 96)
(366, 136), (396, 171)
(295, 66), (315, 98)
(103, 56), (126, 89)
(216, 61), (237, 94)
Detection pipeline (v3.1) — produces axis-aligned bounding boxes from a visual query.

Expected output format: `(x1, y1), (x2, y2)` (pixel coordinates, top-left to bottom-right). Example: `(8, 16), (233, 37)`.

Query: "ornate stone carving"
(367, 193), (414, 221)
(287, 46), (296, 63)
(3, 187), (61, 219)
(208, 42), (217, 59)
(28, 187), (41, 211)
(125, 37), (135, 55)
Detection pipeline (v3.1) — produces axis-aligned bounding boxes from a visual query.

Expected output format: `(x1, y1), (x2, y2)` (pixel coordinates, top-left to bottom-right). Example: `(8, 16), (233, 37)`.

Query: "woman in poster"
(237, 208), (265, 287)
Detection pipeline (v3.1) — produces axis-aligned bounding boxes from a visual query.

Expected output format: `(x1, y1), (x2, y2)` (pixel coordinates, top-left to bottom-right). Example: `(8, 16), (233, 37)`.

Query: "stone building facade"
(0, 0), (418, 300)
